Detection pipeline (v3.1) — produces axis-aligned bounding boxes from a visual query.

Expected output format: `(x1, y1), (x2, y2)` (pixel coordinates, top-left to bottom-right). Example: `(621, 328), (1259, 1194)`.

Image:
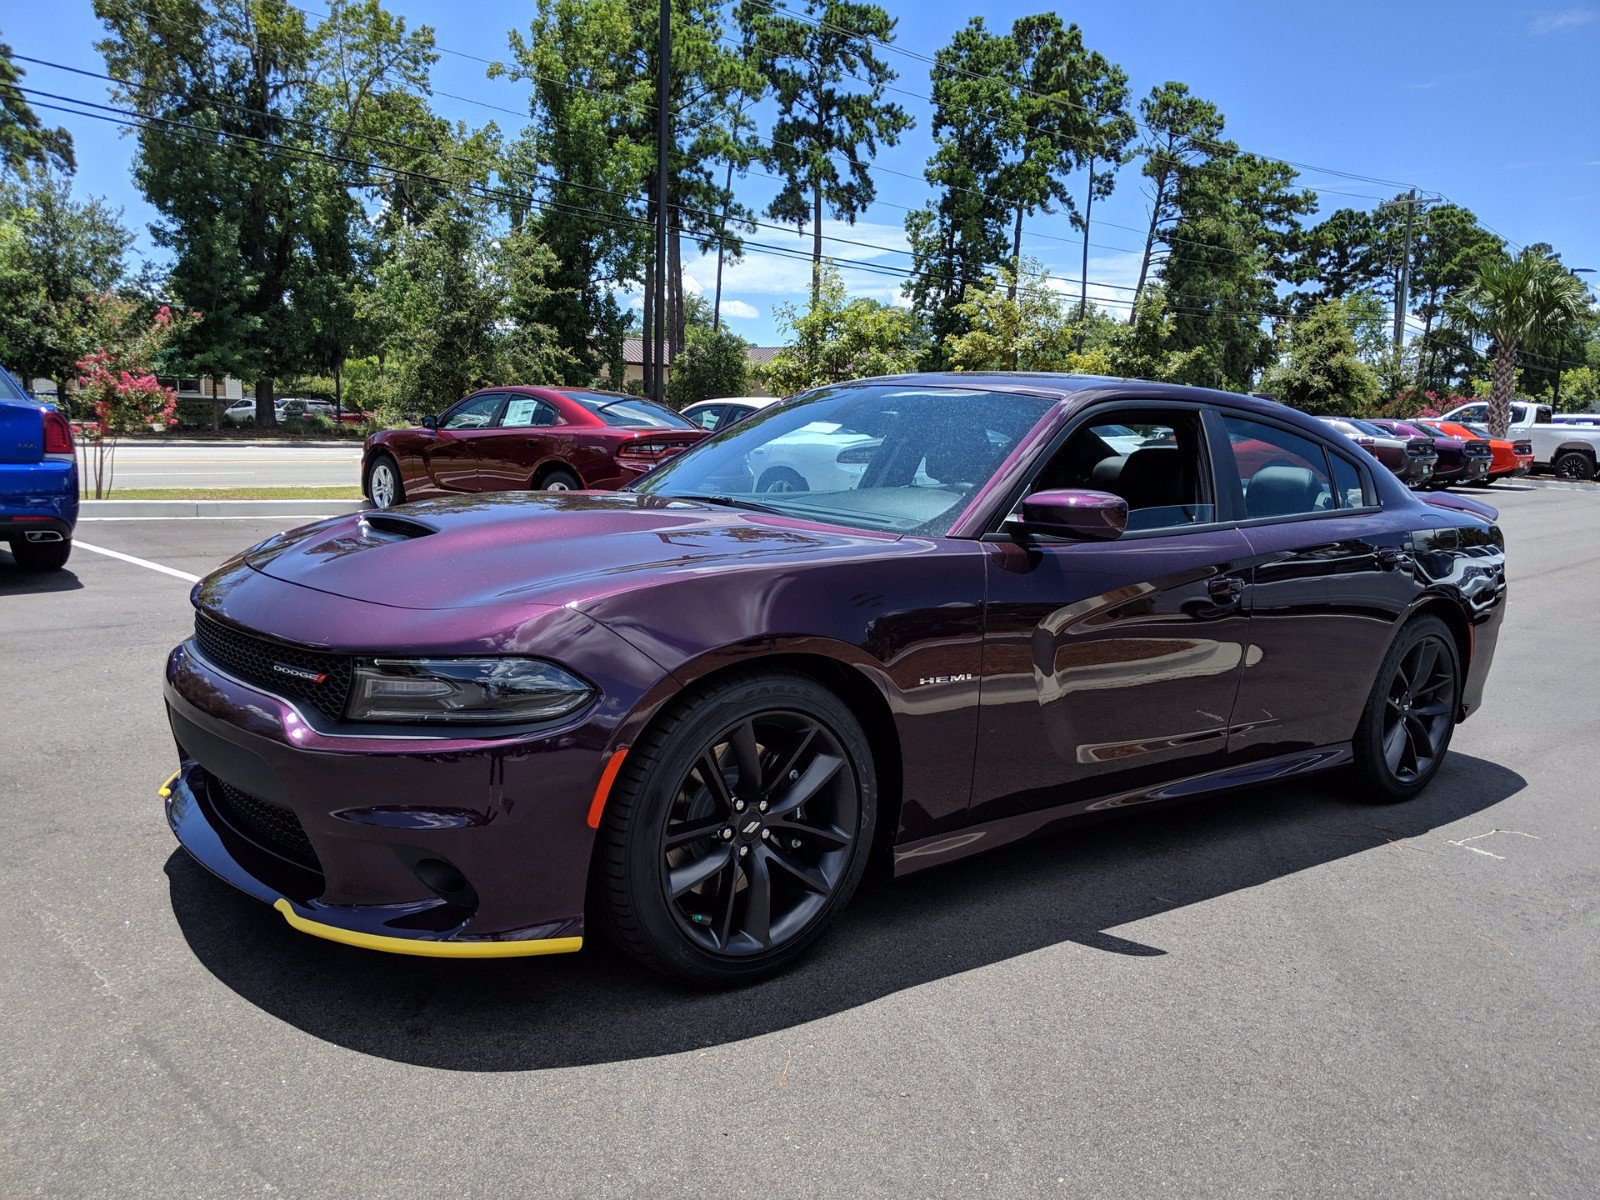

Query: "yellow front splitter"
(273, 899), (582, 960)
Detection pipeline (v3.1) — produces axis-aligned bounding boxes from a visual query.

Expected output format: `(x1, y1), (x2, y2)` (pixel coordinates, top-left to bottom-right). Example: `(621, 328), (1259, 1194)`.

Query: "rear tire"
(756, 466), (808, 494)
(9, 537), (71, 572)
(538, 467), (581, 492)
(594, 669), (876, 987)
(1350, 615), (1459, 803)
(1552, 450), (1595, 481)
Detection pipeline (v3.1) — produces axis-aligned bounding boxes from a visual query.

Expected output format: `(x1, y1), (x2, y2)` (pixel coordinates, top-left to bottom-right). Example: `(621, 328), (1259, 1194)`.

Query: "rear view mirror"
(1008, 489), (1128, 541)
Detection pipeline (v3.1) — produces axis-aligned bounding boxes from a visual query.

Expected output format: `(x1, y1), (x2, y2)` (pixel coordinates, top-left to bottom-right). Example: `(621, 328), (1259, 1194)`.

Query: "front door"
(969, 404), (1254, 826)
(425, 393), (503, 491)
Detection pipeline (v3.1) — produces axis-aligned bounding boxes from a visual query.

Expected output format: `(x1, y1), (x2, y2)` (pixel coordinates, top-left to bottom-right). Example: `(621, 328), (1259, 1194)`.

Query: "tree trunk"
(1133, 177), (1167, 316)
(713, 156), (735, 332)
(211, 376), (220, 432)
(670, 219), (684, 361)
(1009, 203), (1025, 302)
(333, 362), (342, 418)
(1079, 158), (1096, 322)
(256, 377), (276, 429)
(811, 171), (824, 309)
(641, 255), (656, 400)
(1488, 342), (1516, 439)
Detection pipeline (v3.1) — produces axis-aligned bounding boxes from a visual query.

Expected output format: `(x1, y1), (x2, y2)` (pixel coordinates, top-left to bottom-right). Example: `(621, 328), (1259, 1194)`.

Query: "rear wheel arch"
(1404, 594), (1472, 714)
(531, 460), (580, 489)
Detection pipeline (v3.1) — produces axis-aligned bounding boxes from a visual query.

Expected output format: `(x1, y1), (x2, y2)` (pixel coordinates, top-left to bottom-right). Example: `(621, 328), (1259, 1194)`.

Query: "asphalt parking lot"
(2, 481), (1596, 1198)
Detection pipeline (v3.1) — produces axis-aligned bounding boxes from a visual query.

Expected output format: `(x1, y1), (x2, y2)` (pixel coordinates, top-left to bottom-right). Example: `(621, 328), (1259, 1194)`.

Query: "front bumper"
(162, 638), (629, 956)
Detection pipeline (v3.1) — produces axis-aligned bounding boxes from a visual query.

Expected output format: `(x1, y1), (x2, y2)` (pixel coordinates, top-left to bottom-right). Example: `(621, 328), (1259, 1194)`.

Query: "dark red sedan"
(361, 387), (708, 507)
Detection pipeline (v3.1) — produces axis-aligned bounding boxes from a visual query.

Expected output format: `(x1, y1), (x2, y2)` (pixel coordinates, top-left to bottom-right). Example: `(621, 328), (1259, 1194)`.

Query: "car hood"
(243, 491), (899, 611)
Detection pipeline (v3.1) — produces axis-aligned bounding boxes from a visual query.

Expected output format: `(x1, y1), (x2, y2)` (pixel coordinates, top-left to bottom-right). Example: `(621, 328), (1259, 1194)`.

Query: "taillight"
(42, 410), (75, 458)
(1513, 441), (1532, 455)
(617, 437), (686, 461)
(835, 444), (878, 465)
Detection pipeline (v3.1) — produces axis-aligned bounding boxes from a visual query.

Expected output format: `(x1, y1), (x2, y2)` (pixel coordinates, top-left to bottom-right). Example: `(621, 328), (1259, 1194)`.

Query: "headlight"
(348, 658), (594, 724)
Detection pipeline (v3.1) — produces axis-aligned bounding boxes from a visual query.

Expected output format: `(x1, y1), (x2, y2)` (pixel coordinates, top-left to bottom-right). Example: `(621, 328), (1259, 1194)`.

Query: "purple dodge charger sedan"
(162, 376), (1506, 985)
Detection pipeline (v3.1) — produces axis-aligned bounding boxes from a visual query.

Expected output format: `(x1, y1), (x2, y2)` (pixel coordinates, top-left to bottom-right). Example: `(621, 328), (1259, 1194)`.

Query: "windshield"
(632, 383), (1056, 534)
(562, 391), (693, 429)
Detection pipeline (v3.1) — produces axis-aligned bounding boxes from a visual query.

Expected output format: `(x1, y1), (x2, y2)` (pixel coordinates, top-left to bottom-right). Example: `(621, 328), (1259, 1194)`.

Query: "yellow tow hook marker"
(157, 770), (180, 799)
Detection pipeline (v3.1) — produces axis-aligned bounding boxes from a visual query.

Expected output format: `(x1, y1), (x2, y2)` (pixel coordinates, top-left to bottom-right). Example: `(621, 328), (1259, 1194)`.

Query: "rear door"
(1214, 412), (1420, 764)
(471, 394), (565, 491)
(970, 402), (1255, 825)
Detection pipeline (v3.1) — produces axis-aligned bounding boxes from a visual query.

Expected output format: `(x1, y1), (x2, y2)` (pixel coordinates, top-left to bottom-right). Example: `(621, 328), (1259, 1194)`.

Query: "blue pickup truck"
(1, 365), (78, 571)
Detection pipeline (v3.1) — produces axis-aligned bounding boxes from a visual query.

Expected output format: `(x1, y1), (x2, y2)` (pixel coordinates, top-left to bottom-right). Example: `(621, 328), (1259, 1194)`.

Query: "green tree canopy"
(764, 263), (924, 394)
(1259, 298), (1381, 417)
(1, 41), (75, 177)
(668, 324), (751, 407)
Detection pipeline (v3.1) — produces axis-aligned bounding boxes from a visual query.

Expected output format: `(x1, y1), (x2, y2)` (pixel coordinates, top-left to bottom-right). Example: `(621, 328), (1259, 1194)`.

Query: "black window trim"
(494, 392), (564, 430)
(981, 396), (1233, 543)
(981, 395), (1383, 544)
(440, 390), (509, 430)
(1214, 408), (1383, 527)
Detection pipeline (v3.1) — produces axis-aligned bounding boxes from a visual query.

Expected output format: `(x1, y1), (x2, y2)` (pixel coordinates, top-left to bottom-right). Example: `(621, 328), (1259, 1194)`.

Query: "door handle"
(1207, 575), (1245, 603)
(1378, 548), (1413, 572)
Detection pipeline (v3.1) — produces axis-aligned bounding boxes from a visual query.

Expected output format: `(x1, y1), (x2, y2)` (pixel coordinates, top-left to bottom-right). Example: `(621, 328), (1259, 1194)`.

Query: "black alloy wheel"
(660, 711), (857, 956)
(1553, 450), (1595, 481)
(1352, 615), (1459, 801)
(594, 670), (875, 986)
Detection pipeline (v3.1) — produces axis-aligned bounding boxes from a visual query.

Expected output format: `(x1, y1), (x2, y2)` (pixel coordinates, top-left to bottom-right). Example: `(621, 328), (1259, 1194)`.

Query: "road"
(2, 480), (1596, 1198)
(89, 439), (362, 489)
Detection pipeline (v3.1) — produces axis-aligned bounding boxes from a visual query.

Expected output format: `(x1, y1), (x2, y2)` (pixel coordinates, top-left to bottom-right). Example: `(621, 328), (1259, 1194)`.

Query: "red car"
(362, 387), (708, 508)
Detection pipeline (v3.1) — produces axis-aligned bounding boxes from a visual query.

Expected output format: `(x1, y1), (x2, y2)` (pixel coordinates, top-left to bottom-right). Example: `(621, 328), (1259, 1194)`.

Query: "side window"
(1455, 403), (1488, 423)
(442, 393), (502, 430)
(1222, 416), (1334, 519)
(1027, 408), (1215, 532)
(690, 405), (725, 430)
(1329, 452), (1368, 509)
(500, 397), (559, 428)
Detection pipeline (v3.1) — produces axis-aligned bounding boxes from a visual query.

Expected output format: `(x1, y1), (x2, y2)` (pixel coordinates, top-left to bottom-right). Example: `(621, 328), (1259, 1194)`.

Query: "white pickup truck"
(1440, 400), (1600, 480)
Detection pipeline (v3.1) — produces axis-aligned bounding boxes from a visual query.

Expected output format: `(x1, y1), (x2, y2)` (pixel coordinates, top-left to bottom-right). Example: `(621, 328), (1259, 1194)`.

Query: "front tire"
(594, 670), (877, 986)
(365, 454), (404, 508)
(9, 537), (72, 571)
(1351, 615), (1460, 802)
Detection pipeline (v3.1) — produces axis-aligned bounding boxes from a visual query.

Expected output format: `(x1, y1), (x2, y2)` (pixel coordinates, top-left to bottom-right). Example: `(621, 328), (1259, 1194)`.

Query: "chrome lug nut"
(721, 827), (734, 840)
(734, 800), (746, 813)
(738, 845), (749, 857)
(757, 799), (768, 812)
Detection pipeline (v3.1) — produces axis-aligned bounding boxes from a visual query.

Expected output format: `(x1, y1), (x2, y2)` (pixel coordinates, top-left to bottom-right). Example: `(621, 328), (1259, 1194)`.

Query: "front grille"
(211, 778), (322, 872)
(194, 613), (353, 720)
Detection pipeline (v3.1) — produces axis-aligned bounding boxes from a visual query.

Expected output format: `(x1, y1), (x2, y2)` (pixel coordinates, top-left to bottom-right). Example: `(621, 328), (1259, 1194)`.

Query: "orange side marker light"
(586, 748), (628, 829)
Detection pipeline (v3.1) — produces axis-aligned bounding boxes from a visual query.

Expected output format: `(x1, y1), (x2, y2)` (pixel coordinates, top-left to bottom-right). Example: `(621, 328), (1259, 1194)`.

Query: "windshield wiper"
(671, 493), (788, 515)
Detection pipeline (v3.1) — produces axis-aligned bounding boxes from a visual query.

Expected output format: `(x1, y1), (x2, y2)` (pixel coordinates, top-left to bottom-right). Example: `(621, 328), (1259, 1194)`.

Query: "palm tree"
(1452, 249), (1592, 436)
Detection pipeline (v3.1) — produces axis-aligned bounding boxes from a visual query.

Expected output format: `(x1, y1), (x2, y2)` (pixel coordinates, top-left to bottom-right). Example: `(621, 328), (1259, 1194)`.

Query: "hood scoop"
(357, 513), (437, 542)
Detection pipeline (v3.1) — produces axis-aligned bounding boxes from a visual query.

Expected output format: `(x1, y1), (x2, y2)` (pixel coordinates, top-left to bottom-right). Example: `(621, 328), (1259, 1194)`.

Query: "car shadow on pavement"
(166, 752), (1523, 1071)
(0, 561), (84, 594)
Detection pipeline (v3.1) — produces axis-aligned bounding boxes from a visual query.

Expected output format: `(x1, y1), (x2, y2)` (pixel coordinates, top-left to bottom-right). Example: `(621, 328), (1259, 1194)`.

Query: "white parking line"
(73, 540), (201, 583)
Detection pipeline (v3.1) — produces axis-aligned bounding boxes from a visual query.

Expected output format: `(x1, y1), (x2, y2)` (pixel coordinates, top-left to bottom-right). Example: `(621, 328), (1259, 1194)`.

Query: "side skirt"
(891, 744), (1352, 877)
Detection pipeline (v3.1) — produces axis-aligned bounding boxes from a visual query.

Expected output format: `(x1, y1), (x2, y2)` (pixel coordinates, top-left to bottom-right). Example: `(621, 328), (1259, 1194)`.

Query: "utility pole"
(652, 0), (671, 404)
(1392, 187), (1418, 353)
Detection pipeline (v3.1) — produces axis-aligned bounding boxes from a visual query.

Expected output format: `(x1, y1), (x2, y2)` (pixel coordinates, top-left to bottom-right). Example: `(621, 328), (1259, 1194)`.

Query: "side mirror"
(418, 414), (438, 430)
(1008, 488), (1128, 541)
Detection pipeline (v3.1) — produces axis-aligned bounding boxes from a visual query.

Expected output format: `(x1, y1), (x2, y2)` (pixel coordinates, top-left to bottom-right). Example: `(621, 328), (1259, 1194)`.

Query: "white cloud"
(719, 299), (759, 320)
(1529, 8), (1595, 33)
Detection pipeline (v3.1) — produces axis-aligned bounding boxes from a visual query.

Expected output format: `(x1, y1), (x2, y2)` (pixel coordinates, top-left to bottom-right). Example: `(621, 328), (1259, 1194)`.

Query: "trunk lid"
(0, 400), (44, 465)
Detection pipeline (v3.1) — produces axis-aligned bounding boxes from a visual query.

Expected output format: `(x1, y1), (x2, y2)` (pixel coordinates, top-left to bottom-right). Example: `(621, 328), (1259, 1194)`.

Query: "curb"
(80, 499), (368, 518)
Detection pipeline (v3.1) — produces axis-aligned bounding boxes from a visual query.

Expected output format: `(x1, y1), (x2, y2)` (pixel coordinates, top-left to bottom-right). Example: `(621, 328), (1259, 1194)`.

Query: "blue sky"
(7, 1), (1598, 345)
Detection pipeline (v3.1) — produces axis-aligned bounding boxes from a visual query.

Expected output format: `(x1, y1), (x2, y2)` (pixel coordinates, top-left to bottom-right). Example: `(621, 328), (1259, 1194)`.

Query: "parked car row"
(224, 397), (366, 426)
